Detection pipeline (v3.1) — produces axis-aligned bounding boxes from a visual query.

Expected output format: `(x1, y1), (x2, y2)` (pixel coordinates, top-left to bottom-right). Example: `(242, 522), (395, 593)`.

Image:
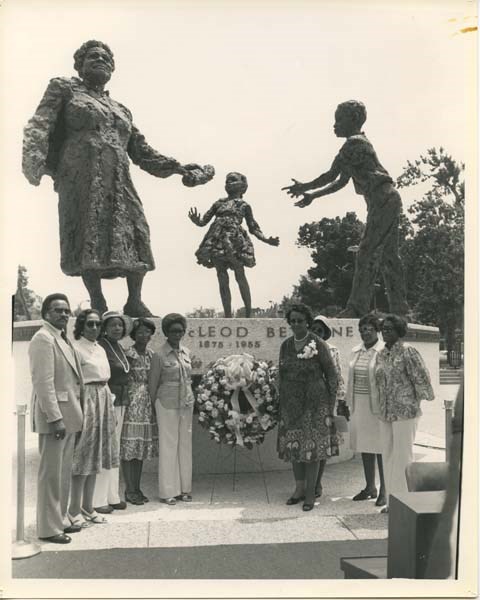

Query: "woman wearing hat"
(149, 313), (195, 505)
(311, 315), (346, 497)
(93, 311), (131, 513)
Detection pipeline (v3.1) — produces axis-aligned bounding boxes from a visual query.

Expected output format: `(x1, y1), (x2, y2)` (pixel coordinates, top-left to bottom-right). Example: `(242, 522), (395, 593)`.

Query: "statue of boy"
(283, 100), (408, 318)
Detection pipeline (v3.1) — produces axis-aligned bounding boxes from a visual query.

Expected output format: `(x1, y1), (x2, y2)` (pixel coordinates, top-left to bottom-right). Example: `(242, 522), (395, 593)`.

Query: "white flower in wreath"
(219, 377), (228, 386)
(246, 415), (253, 424)
(297, 339), (318, 359)
(257, 377), (265, 385)
(211, 383), (219, 392)
(211, 408), (219, 418)
(204, 400), (213, 411)
(211, 395), (218, 402)
(203, 390), (211, 398)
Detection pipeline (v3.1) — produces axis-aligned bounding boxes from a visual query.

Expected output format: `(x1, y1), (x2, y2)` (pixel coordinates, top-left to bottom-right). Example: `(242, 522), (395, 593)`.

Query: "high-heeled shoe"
(375, 493), (386, 507)
(286, 495), (305, 505)
(352, 488), (377, 501)
(302, 501), (315, 512)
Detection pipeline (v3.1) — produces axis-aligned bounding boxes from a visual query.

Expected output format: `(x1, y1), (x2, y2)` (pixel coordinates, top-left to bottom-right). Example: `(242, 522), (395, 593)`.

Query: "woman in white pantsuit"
(149, 313), (195, 505)
(375, 314), (435, 514)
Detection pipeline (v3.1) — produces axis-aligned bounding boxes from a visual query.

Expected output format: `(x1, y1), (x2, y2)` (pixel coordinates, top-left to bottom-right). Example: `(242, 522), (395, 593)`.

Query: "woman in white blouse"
(68, 309), (119, 525)
(149, 313), (195, 505)
(345, 313), (386, 507)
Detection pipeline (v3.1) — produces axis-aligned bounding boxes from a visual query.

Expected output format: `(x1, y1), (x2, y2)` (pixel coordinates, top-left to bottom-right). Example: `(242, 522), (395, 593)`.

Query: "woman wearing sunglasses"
(68, 309), (119, 525)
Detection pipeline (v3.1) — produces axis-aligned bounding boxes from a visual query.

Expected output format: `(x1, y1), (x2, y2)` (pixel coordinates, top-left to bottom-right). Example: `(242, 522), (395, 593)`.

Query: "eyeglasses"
(289, 319), (306, 324)
(85, 320), (100, 328)
(50, 308), (71, 315)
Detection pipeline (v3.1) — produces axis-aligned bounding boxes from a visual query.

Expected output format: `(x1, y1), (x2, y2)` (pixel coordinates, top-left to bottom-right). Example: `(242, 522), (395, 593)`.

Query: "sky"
(1, 0), (475, 317)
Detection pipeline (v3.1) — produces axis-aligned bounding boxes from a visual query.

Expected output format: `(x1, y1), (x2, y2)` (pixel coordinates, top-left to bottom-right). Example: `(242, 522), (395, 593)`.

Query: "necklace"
(104, 338), (130, 373)
(294, 333), (309, 343)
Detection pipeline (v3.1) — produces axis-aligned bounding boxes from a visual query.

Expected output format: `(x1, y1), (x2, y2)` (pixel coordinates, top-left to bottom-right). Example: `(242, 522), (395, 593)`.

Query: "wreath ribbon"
(221, 354), (269, 446)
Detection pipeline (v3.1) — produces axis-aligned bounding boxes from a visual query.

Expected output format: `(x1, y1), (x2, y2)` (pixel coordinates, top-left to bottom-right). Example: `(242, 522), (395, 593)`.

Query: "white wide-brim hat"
(312, 314), (332, 341)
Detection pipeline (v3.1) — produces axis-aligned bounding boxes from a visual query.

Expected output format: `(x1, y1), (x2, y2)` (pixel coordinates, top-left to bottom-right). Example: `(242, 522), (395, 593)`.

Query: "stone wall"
(12, 318), (439, 474)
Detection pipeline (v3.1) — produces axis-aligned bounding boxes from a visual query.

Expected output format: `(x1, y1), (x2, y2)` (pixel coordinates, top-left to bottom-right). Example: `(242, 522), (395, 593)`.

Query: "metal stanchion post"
(12, 404), (41, 559)
(443, 399), (454, 464)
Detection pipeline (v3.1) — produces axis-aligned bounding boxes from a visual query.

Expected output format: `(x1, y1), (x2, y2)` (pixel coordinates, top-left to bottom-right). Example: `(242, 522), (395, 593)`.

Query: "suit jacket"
(29, 322), (84, 434)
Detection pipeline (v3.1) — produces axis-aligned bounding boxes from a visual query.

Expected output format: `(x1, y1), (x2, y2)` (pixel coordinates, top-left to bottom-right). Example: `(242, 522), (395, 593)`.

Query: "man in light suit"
(29, 293), (84, 544)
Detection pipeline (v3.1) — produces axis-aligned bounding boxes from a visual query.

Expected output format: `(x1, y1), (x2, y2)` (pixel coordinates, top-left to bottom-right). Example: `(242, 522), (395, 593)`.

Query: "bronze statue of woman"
(189, 172), (279, 317)
(23, 40), (214, 317)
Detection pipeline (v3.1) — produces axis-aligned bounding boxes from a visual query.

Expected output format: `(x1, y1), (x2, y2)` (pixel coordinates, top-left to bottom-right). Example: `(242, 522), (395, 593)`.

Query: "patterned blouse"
(328, 344), (346, 402)
(375, 340), (434, 421)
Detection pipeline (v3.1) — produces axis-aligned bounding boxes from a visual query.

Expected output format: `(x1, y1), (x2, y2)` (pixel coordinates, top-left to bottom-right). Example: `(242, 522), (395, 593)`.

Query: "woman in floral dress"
(188, 172), (279, 317)
(277, 303), (338, 511)
(121, 318), (158, 505)
(375, 314), (434, 513)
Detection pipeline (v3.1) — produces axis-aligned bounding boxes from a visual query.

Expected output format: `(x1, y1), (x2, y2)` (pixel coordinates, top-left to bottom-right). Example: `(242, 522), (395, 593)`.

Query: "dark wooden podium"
(341, 490), (445, 579)
(387, 491), (445, 578)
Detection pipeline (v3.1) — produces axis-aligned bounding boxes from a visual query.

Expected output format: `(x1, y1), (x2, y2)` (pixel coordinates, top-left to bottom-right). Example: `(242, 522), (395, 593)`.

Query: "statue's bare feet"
(123, 301), (155, 318)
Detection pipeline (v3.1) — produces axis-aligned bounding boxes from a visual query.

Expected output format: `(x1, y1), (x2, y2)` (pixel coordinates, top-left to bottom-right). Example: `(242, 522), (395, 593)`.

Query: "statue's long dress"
(23, 77), (180, 279)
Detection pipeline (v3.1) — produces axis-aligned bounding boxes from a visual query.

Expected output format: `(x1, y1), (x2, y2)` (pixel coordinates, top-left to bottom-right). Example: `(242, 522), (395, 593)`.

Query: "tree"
(294, 212), (365, 312)
(397, 148), (464, 356)
(14, 265), (42, 321)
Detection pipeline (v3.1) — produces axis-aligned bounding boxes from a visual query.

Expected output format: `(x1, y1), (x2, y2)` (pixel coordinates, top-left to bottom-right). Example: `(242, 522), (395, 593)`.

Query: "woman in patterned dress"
(311, 314), (346, 498)
(68, 309), (118, 525)
(375, 314), (435, 513)
(188, 172), (279, 317)
(277, 304), (338, 511)
(121, 318), (158, 505)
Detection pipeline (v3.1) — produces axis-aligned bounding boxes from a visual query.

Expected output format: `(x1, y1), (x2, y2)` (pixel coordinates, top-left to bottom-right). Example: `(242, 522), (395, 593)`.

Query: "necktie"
(61, 330), (71, 347)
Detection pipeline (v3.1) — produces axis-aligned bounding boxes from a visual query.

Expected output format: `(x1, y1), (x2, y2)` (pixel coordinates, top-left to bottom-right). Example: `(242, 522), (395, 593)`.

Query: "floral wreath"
(195, 354), (279, 449)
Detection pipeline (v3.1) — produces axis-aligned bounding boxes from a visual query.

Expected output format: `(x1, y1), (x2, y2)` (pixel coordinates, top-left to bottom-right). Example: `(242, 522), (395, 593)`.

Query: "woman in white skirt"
(69, 309), (119, 525)
(345, 313), (386, 506)
(149, 313), (195, 505)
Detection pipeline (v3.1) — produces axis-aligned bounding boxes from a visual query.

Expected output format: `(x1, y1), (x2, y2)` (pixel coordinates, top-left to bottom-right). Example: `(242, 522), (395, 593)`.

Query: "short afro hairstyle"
(382, 314), (408, 338)
(285, 303), (314, 328)
(130, 317), (156, 340)
(358, 312), (382, 332)
(73, 40), (115, 76)
(161, 313), (187, 336)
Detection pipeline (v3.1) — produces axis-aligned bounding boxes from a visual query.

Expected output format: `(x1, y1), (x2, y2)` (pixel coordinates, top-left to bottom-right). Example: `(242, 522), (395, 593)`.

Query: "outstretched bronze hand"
(282, 178), (308, 198)
(188, 207), (202, 226)
(266, 236), (280, 246)
(294, 192), (314, 208)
